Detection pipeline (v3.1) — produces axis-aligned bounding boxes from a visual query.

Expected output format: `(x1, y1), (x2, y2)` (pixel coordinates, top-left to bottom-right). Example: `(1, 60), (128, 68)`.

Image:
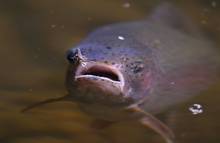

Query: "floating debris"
(189, 104), (203, 115)
(122, 2), (131, 8)
(211, 1), (217, 8)
(51, 24), (56, 28)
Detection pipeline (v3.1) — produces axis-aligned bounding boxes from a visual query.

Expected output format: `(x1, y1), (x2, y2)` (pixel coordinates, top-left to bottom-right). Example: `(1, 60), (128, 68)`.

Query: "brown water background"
(0, 0), (220, 143)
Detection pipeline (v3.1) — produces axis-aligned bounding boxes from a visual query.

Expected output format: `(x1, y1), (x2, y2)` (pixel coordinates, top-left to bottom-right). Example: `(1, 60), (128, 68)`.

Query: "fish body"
(66, 8), (220, 116)
(23, 3), (220, 143)
(65, 4), (220, 142)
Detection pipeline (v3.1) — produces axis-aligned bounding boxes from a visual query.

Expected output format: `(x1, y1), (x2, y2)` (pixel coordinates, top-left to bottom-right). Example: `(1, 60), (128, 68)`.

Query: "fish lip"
(74, 62), (125, 90)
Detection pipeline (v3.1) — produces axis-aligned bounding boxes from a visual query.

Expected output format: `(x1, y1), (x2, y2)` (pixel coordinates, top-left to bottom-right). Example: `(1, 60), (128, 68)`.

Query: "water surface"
(0, 0), (220, 143)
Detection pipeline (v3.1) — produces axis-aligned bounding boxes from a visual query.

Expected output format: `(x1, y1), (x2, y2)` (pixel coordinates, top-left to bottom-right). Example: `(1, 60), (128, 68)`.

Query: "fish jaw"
(75, 62), (125, 92)
(66, 61), (134, 106)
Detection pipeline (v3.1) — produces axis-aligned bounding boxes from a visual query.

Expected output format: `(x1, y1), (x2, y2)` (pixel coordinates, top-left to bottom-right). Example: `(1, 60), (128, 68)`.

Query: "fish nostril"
(66, 50), (75, 63)
(66, 48), (81, 64)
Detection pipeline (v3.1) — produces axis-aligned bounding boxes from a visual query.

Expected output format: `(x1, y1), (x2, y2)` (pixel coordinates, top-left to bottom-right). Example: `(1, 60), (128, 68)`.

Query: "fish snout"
(66, 48), (85, 64)
(65, 59), (133, 105)
(65, 48), (134, 106)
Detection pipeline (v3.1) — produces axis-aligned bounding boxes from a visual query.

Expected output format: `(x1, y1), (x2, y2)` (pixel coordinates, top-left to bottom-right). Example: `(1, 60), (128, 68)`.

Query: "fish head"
(66, 34), (156, 108)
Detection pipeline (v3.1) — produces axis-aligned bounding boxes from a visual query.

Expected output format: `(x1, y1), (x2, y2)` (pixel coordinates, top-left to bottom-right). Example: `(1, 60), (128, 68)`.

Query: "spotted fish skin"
(66, 24), (156, 105)
(23, 3), (220, 143)
(65, 8), (220, 141)
(66, 17), (220, 113)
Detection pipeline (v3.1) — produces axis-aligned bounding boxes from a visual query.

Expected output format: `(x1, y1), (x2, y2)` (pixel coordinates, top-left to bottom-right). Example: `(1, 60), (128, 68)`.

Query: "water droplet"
(118, 36), (125, 40)
(189, 104), (203, 115)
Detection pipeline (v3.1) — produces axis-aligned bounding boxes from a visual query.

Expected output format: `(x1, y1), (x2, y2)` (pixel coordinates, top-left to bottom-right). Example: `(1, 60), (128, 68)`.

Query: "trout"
(23, 3), (220, 143)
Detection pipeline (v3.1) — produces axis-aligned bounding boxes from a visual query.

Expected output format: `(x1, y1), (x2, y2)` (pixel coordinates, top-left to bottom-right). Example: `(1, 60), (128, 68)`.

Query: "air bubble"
(189, 104), (203, 115)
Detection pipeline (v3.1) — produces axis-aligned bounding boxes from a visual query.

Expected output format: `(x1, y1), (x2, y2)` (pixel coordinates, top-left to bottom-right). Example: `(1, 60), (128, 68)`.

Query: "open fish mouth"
(75, 62), (125, 91)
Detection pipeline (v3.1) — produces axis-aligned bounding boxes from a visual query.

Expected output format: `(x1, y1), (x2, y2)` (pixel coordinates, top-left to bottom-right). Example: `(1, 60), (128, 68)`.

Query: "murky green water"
(0, 0), (220, 143)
